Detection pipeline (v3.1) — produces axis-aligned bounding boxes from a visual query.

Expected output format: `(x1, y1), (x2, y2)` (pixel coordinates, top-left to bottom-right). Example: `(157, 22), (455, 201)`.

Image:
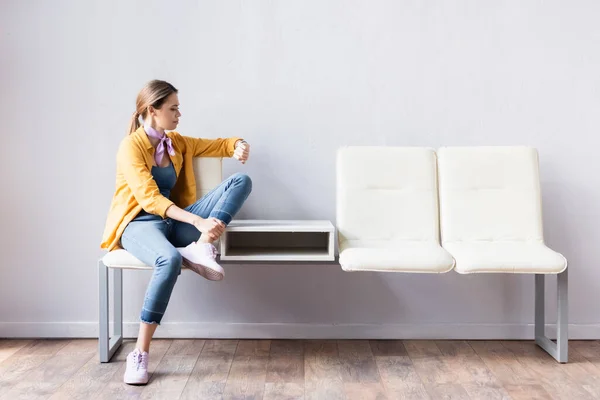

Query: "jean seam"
(210, 183), (238, 219)
(142, 307), (165, 315)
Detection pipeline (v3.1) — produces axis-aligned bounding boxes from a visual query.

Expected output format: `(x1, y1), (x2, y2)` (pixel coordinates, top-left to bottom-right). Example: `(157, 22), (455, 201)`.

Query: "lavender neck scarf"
(144, 124), (175, 165)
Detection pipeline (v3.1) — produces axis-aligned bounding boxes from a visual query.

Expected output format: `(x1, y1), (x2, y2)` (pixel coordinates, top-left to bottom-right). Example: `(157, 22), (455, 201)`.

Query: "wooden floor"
(1, 339), (600, 399)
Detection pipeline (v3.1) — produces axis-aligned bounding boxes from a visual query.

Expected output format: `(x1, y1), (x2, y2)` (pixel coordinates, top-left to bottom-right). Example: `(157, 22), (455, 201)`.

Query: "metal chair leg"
(98, 260), (123, 363)
(535, 269), (568, 363)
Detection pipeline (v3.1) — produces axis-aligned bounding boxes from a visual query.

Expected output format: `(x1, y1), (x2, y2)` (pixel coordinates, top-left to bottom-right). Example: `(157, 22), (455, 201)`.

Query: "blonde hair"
(128, 80), (178, 134)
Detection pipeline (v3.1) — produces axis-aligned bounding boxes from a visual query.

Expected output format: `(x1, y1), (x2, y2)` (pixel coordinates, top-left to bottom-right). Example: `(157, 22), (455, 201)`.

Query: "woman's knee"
(231, 173), (252, 192)
(156, 250), (182, 280)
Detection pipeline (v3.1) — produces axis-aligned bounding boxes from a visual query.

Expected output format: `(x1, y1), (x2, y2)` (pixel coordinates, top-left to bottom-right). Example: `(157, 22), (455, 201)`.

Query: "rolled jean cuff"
(210, 210), (233, 225)
(140, 308), (164, 325)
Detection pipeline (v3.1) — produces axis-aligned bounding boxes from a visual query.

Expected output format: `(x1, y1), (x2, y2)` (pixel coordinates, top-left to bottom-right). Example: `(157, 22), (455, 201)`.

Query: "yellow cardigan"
(101, 126), (241, 251)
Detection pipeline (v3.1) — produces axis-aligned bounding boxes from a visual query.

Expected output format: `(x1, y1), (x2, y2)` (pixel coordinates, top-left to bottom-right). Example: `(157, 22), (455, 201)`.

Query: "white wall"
(1, 0), (599, 339)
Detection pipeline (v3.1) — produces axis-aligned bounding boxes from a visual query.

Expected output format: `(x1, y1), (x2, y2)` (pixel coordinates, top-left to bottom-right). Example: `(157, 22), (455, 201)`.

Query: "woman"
(100, 80), (252, 385)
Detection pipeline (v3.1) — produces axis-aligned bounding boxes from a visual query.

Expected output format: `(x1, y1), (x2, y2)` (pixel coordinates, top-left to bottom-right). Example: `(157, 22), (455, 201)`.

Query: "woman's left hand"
(234, 140), (250, 164)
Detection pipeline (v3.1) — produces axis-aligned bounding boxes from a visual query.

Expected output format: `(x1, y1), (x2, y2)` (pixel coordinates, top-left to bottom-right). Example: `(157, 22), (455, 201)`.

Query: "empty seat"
(437, 146), (567, 274)
(336, 146), (454, 273)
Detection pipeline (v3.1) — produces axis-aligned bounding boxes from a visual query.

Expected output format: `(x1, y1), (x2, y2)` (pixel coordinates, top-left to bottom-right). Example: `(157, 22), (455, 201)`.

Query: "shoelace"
(132, 351), (148, 371)
(208, 244), (218, 258)
(199, 243), (218, 259)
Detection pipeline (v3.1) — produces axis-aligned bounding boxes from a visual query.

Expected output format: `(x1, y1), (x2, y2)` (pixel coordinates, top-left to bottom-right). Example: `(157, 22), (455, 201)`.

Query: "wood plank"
(304, 340), (346, 400)
(370, 341), (429, 398)
(235, 339), (271, 357)
(567, 345), (600, 375)
(0, 340), (71, 397)
(343, 382), (386, 400)
(55, 339), (98, 355)
(421, 383), (471, 400)
(403, 340), (461, 384)
(139, 357), (199, 400)
(0, 340), (96, 400)
(337, 341), (386, 399)
(470, 340), (552, 400)
(305, 340), (339, 357)
(436, 341), (510, 400)
(501, 384), (552, 400)
(49, 341), (130, 400)
(267, 355), (304, 385)
(267, 340), (304, 384)
(270, 340), (304, 356)
(373, 355), (430, 400)
(502, 340), (596, 400)
(370, 340), (408, 357)
(571, 341), (600, 369)
(180, 340), (238, 400)
(562, 347), (600, 398)
(264, 382), (305, 400)
(163, 339), (205, 357)
(0, 340), (32, 364)
(138, 340), (204, 400)
(468, 341), (539, 386)
(14, 340), (71, 356)
(404, 341), (469, 399)
(337, 340), (381, 383)
(222, 340), (270, 400)
(95, 339), (172, 400)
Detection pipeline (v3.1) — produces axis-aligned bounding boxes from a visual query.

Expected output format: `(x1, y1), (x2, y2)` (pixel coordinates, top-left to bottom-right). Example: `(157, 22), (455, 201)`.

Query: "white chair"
(98, 157), (223, 362)
(336, 146), (455, 273)
(437, 146), (568, 362)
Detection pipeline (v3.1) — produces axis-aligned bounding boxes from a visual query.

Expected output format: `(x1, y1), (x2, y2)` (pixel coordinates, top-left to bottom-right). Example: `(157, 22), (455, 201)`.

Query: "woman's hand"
(233, 140), (250, 164)
(191, 216), (226, 241)
(166, 205), (226, 241)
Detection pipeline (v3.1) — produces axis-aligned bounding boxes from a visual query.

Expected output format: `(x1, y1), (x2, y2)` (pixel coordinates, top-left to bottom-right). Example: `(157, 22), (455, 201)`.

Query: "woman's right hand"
(191, 216), (226, 241)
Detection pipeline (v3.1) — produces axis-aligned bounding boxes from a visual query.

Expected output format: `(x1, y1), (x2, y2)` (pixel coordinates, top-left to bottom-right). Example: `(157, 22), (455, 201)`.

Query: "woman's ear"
(147, 105), (156, 117)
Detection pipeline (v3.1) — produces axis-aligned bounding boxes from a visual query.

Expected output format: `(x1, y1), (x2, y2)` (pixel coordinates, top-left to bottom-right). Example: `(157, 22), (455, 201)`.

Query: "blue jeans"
(121, 173), (252, 324)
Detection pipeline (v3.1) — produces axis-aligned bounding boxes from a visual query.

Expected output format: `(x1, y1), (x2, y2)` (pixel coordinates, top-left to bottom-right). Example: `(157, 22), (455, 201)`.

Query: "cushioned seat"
(102, 249), (151, 269)
(443, 242), (566, 274)
(437, 146), (567, 274)
(339, 242), (455, 273)
(102, 249), (189, 270)
(336, 146), (454, 273)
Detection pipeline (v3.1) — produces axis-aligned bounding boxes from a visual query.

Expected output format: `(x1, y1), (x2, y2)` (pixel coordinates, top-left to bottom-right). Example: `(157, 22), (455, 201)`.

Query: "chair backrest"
(336, 146), (441, 250)
(193, 157), (223, 198)
(437, 146), (544, 244)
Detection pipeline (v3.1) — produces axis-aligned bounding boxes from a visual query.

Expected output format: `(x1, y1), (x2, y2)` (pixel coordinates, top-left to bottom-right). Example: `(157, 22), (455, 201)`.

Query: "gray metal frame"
(535, 268), (568, 363)
(98, 260), (123, 362)
(97, 256), (568, 363)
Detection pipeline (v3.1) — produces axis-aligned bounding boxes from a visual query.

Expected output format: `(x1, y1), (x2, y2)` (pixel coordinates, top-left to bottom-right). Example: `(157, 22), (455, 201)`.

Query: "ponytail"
(128, 111), (141, 135)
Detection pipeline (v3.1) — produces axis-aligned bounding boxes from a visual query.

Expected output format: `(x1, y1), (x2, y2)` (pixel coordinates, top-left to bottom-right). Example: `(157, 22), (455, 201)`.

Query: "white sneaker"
(124, 348), (149, 385)
(179, 243), (224, 281)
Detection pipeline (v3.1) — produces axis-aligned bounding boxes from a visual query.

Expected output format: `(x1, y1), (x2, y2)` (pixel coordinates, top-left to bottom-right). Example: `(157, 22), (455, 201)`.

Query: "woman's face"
(150, 93), (181, 131)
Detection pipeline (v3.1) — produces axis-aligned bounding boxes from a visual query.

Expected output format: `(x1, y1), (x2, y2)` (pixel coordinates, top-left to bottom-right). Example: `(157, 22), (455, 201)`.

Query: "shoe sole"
(124, 375), (149, 385)
(182, 259), (224, 281)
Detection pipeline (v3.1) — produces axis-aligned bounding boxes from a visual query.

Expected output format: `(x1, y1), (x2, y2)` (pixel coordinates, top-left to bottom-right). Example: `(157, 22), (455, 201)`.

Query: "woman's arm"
(181, 134), (242, 158)
(165, 204), (225, 241)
